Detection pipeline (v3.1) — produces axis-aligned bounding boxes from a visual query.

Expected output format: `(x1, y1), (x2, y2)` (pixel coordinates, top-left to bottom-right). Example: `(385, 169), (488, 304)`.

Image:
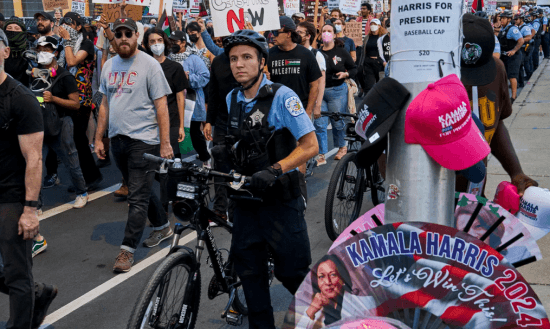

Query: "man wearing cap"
(167, 29), (211, 166)
(0, 29), (59, 329)
(497, 10), (524, 103)
(95, 18), (173, 273)
(33, 12), (61, 48)
(58, 12), (103, 192)
(460, 14), (538, 197)
(268, 16), (322, 125)
(292, 12), (306, 25)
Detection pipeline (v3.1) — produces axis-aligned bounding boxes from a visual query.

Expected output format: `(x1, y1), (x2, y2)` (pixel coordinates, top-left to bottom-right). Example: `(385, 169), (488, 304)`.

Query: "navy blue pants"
(231, 196), (312, 329)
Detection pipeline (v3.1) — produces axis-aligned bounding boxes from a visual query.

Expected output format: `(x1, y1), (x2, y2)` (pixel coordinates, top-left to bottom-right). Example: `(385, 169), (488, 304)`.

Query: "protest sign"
(92, 0), (151, 5)
(42, 0), (69, 11)
(373, 0), (382, 12)
(390, 0), (462, 83)
(345, 21), (363, 46)
(103, 3), (144, 22)
(209, 0), (280, 37)
(173, 0), (188, 12)
(303, 0), (326, 20)
(339, 0), (360, 16)
(284, 0), (300, 16)
(71, 0), (85, 15)
(327, 0), (339, 10)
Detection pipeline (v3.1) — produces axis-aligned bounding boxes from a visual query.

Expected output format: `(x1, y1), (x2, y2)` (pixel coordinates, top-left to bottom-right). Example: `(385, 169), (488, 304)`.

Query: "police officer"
(498, 9), (524, 103)
(542, 8), (550, 58)
(531, 9), (544, 70)
(515, 13), (535, 85)
(222, 30), (318, 329)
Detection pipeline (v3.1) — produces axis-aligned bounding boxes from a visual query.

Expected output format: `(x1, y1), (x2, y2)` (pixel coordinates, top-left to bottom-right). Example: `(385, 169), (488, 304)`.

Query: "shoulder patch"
(513, 28), (520, 34)
(284, 96), (305, 117)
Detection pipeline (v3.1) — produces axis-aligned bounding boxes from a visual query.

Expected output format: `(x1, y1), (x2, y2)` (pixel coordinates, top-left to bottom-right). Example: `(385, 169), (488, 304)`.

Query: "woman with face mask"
(144, 27), (191, 212)
(3, 19), (29, 86)
(315, 24), (357, 162)
(358, 18), (386, 97)
(333, 18), (357, 61)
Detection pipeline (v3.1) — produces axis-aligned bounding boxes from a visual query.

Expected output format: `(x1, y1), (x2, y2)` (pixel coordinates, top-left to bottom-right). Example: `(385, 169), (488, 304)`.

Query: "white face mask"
(370, 25), (380, 32)
(386, 27), (391, 33)
(37, 51), (56, 65)
(335, 24), (343, 33)
(150, 43), (165, 56)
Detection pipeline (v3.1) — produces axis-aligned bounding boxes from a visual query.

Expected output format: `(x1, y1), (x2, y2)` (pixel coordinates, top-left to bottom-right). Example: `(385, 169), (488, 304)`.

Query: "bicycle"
(320, 111), (386, 241)
(127, 154), (274, 328)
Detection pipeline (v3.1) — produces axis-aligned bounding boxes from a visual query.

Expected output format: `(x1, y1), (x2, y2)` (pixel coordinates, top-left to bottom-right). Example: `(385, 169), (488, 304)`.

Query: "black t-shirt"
(267, 44), (322, 106)
(320, 47), (358, 88)
(31, 66), (79, 117)
(80, 39), (95, 63)
(160, 59), (189, 128)
(365, 35), (380, 57)
(206, 53), (239, 133)
(5, 56), (30, 87)
(0, 76), (44, 203)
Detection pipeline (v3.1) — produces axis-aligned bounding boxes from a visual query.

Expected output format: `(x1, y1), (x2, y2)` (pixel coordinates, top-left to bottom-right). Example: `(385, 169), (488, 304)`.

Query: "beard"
(116, 41), (138, 58)
(37, 24), (52, 34)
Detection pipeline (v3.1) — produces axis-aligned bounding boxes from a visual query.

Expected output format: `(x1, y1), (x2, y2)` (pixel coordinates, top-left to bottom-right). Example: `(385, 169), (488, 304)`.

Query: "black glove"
(251, 166), (283, 191)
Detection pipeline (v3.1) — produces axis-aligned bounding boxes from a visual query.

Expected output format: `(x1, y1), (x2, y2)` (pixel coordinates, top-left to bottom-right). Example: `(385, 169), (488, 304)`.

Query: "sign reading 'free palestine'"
(390, 0), (462, 83)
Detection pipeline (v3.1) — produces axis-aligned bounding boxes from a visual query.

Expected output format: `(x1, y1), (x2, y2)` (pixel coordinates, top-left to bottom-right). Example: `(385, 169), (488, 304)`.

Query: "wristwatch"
(272, 163), (282, 171)
(24, 200), (39, 208)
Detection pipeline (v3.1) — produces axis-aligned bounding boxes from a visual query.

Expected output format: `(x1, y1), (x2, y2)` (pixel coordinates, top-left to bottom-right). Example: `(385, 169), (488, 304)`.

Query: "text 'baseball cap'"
(404, 74), (491, 170)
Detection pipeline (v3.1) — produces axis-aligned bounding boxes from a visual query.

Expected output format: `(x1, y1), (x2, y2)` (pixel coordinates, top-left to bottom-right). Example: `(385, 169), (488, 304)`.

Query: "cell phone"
(332, 73), (340, 79)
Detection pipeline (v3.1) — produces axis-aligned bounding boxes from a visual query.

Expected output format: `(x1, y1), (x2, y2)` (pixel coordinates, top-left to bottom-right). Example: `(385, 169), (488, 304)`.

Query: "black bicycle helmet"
(223, 29), (269, 60)
(536, 8), (544, 15)
(474, 11), (488, 19)
(500, 9), (513, 18)
(513, 13), (522, 20)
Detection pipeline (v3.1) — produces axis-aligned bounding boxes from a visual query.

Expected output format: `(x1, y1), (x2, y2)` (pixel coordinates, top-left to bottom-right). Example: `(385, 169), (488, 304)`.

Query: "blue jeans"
(43, 116), (87, 195)
(111, 135), (169, 252)
(314, 82), (348, 155)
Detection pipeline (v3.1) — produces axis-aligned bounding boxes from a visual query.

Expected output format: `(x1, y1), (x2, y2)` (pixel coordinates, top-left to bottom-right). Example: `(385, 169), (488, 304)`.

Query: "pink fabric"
(404, 74), (491, 170)
(494, 181), (520, 214)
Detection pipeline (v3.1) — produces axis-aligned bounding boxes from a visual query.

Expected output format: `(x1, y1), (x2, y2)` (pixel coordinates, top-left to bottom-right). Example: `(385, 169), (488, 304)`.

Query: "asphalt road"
(0, 129), (377, 329)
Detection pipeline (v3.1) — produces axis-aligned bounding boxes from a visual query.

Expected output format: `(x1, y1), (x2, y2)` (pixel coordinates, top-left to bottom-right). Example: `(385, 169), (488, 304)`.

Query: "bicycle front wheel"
(127, 251), (201, 329)
(325, 152), (365, 241)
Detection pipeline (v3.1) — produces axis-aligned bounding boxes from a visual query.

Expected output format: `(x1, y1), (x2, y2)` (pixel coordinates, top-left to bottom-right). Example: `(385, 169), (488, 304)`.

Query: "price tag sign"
(390, 0), (462, 83)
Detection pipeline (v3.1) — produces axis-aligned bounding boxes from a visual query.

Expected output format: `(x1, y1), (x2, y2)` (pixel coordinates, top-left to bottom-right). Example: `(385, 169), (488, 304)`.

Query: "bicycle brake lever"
(229, 174), (246, 190)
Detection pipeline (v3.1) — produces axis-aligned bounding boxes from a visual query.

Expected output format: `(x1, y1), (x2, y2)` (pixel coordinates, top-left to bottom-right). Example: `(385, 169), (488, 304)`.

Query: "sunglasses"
(115, 31), (134, 39)
(61, 17), (77, 25)
(271, 30), (287, 37)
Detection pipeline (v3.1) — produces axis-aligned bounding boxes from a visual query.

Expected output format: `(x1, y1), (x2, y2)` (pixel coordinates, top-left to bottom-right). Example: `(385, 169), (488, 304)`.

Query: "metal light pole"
(385, 0), (464, 226)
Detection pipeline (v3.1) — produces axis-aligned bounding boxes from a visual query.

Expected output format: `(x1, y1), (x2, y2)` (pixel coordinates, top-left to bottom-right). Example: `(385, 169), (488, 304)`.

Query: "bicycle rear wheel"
(325, 152), (365, 241)
(370, 161), (386, 206)
(127, 251), (201, 329)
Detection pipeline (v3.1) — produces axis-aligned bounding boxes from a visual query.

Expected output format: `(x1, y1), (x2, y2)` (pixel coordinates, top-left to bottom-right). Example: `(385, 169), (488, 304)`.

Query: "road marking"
(38, 184), (122, 221)
(43, 232), (197, 325)
(326, 147), (339, 158)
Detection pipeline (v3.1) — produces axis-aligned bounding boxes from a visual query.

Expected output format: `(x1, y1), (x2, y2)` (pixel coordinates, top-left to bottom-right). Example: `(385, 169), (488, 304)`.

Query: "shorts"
(502, 51), (522, 79)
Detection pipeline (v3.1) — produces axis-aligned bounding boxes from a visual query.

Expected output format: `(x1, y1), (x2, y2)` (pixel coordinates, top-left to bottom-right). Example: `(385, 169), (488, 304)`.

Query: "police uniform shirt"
(494, 35), (501, 54)
(225, 75), (315, 170)
(543, 16), (548, 25)
(504, 23), (523, 41)
(520, 24), (533, 37)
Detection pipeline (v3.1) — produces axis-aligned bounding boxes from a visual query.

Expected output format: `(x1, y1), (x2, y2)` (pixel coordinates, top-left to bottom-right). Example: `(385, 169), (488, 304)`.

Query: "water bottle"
(173, 158), (183, 169)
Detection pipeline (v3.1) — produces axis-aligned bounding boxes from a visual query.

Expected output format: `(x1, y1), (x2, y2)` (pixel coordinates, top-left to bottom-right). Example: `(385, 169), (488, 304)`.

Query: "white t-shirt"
(309, 46), (327, 72)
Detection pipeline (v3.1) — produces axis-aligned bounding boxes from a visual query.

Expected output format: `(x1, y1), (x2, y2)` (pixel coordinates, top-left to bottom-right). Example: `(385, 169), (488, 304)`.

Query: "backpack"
(34, 70), (72, 137)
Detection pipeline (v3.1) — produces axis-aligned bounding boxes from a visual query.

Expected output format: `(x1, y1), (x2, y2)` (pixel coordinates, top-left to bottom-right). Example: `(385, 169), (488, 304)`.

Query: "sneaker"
(32, 239), (47, 258)
(73, 193), (88, 209)
(316, 154), (327, 166)
(143, 227), (173, 248)
(334, 147), (348, 160)
(43, 174), (60, 189)
(31, 283), (58, 329)
(114, 183), (128, 199)
(96, 156), (111, 168)
(113, 249), (134, 273)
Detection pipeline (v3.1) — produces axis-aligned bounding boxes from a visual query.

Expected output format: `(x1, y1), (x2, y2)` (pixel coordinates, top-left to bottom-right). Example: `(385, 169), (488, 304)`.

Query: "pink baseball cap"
(404, 74), (491, 170)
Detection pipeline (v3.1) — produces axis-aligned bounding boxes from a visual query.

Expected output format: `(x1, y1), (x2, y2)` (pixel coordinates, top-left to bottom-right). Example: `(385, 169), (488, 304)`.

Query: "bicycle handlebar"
(143, 153), (250, 184)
